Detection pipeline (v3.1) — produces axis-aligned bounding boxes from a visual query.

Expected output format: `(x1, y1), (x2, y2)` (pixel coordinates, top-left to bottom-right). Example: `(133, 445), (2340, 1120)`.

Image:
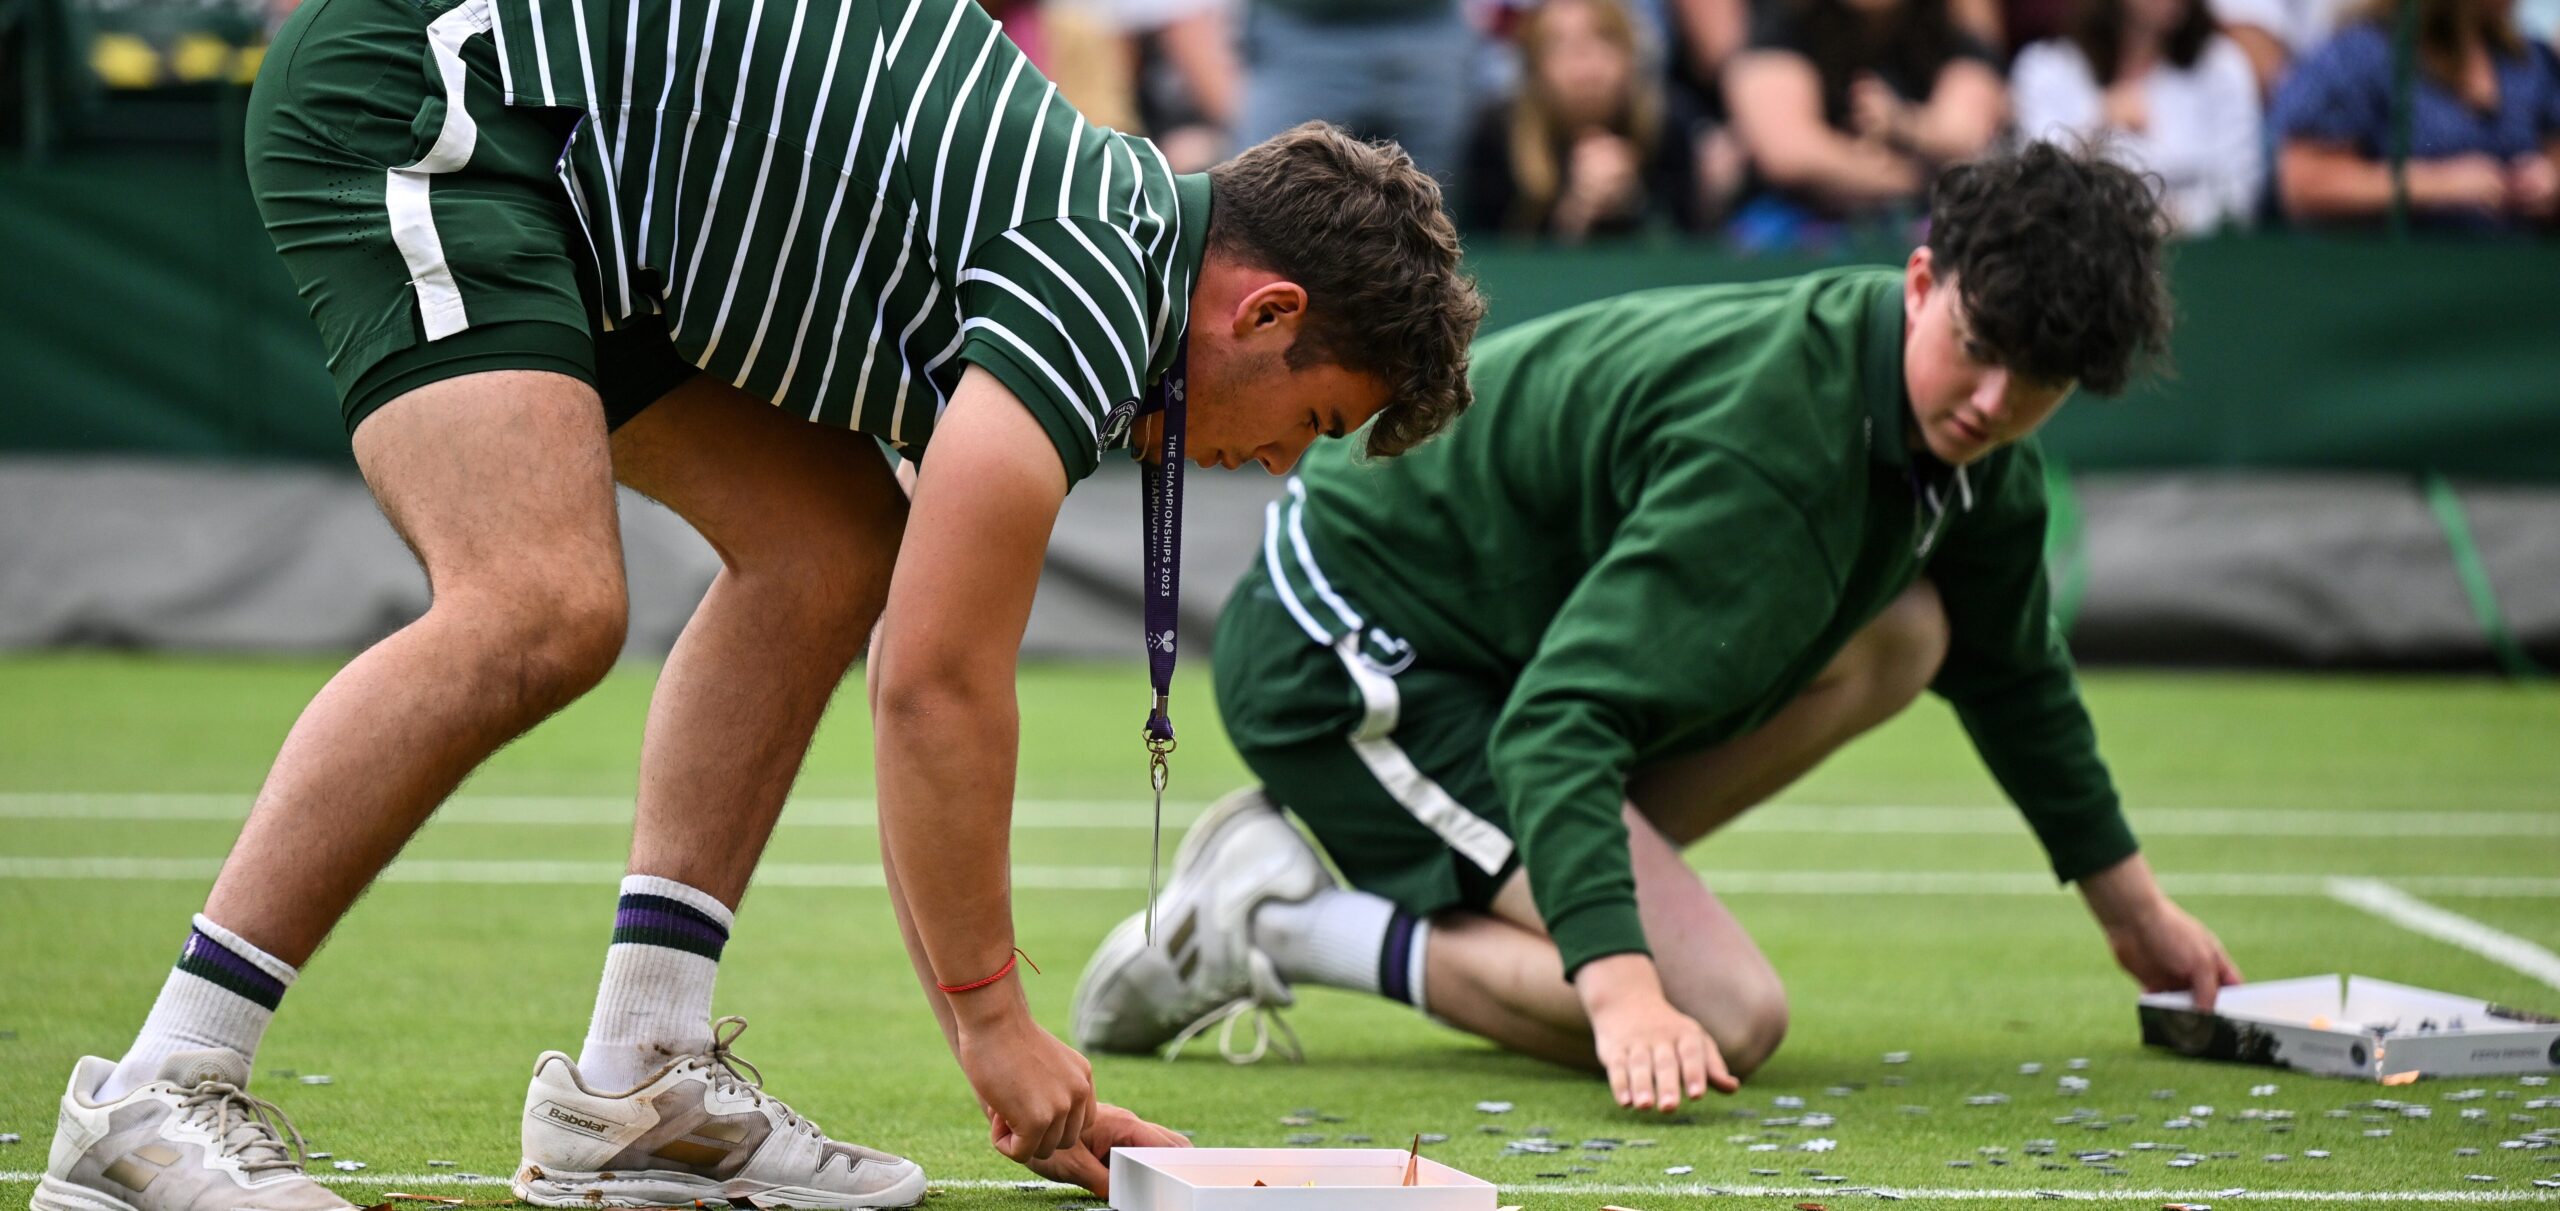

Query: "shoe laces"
(1164, 997), (1304, 1066)
(688, 1016), (825, 1142)
(171, 1081), (311, 1176)
(1163, 960), (1302, 1066)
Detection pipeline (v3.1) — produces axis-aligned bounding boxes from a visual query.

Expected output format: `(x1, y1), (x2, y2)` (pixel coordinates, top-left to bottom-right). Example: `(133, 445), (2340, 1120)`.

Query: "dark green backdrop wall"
(4, 153), (2556, 479)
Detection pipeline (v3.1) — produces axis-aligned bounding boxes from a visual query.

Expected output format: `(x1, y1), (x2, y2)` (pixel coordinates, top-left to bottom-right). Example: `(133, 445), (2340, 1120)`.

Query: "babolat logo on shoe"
(535, 1101), (619, 1140)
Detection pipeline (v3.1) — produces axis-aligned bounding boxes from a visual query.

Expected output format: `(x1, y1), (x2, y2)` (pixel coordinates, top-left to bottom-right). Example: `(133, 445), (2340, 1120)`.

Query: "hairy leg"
(204, 371), (627, 965)
(608, 376), (907, 907)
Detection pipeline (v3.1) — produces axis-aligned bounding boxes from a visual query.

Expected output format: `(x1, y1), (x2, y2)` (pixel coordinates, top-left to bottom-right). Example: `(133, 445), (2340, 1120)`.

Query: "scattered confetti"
(1475, 1101), (1513, 1114)
(1800, 1138), (1836, 1153)
(299, 1075), (333, 1086)
(1664, 1164), (1693, 1175)
(2249, 1084), (2277, 1097)
(330, 1161), (364, 1172)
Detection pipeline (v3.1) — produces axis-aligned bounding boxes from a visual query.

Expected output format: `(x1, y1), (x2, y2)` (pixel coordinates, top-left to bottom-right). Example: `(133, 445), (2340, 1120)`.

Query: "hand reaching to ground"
(2080, 853), (2243, 1010)
(1001, 1101), (1192, 1196)
(1575, 952), (1741, 1112)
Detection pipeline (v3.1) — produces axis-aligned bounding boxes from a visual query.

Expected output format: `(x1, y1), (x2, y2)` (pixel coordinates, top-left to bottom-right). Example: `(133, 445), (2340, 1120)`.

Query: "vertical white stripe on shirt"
(632, 0), (686, 264)
(770, 33), (891, 403)
(733, 0), (854, 384)
(1055, 111), (1085, 219)
(924, 23), (1001, 254)
(696, 0), (808, 364)
(831, 200), (921, 426)
(675, 0), (775, 331)
(1009, 84), (1054, 228)
(524, 0), (557, 105)
(660, 0), (727, 298)
(564, 0), (632, 317)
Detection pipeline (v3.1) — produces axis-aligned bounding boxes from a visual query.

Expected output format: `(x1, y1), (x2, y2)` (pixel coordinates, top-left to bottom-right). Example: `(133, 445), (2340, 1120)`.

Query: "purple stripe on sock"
(614, 907), (728, 944)
(181, 929), (286, 999)
(1377, 912), (1419, 1007)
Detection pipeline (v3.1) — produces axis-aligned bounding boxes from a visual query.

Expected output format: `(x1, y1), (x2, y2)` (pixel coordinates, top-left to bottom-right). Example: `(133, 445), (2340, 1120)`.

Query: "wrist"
(2078, 852), (2165, 927)
(1573, 952), (1668, 1014)
(945, 977), (1034, 1030)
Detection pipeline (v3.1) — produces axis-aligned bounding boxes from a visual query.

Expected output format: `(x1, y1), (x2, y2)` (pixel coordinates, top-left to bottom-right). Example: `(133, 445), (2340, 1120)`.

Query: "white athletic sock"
(99, 915), (298, 1101)
(1251, 888), (1431, 1012)
(577, 875), (734, 1094)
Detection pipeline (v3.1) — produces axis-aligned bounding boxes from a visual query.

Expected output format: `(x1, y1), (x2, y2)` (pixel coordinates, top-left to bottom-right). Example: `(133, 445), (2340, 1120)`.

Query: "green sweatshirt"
(1284, 267), (2140, 977)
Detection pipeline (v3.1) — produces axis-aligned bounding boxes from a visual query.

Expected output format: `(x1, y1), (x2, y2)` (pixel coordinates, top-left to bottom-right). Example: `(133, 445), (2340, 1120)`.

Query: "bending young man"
(38, 0), (1481, 1207)
(1073, 142), (2240, 1111)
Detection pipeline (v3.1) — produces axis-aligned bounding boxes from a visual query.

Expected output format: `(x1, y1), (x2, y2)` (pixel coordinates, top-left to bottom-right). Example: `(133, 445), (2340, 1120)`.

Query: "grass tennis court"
(3, 656), (2555, 1208)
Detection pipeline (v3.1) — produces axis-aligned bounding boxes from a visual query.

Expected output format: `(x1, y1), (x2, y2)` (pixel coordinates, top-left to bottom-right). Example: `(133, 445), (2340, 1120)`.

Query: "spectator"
(2211, 0), (2351, 93)
(2272, 0), (2560, 230)
(1723, 0), (2007, 242)
(2013, 0), (2264, 231)
(1463, 0), (1716, 238)
(1048, 0), (1240, 172)
(1233, 0), (1480, 189)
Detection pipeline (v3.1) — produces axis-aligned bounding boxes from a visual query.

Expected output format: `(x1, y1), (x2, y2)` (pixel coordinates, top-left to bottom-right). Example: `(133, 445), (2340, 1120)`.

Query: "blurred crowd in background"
(10, 0), (2558, 247)
(1022, 0), (2560, 245)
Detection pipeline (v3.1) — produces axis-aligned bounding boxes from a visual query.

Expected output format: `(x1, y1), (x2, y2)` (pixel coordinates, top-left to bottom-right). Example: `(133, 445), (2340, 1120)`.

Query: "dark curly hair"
(1208, 123), (1487, 456)
(1924, 140), (2171, 396)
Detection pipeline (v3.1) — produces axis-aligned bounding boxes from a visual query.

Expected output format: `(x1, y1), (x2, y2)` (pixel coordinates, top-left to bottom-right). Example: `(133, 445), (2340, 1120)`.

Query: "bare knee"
(1660, 955), (1790, 1078)
(436, 575), (627, 718)
(1712, 972), (1790, 1078)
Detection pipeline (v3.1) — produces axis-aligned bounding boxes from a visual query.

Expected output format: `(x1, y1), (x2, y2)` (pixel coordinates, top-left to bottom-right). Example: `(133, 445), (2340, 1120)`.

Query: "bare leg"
(1422, 804), (1789, 1076)
(204, 372), (627, 965)
(1414, 581), (1954, 1076)
(608, 377), (906, 906)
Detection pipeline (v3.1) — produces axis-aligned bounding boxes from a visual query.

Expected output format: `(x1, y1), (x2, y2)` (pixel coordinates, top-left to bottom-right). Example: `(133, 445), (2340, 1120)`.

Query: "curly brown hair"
(1925, 141), (2172, 396)
(1207, 122), (1486, 457)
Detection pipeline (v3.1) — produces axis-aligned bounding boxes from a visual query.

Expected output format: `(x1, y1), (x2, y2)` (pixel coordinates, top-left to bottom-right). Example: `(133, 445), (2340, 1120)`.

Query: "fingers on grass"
(1652, 1042), (1684, 1113)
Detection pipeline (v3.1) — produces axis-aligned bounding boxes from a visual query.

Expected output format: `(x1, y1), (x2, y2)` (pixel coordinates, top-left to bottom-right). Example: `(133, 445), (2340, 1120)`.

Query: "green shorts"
(244, 0), (693, 432)
(1212, 566), (1525, 920)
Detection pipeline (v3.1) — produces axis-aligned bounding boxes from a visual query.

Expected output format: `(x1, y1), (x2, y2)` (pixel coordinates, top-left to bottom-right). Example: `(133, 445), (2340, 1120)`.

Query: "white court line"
(2329, 877), (2560, 992)
(4, 794), (2557, 837)
(6, 857), (2560, 899)
(0, 1172), (2549, 1202)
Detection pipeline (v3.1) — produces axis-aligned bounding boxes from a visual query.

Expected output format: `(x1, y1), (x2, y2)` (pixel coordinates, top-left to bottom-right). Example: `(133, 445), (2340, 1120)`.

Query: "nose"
(1257, 438), (1312, 476)
(1973, 369), (2011, 418)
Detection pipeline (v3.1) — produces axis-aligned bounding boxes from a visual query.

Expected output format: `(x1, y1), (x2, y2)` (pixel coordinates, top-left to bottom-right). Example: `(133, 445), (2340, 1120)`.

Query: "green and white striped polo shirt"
(442, 0), (1205, 480)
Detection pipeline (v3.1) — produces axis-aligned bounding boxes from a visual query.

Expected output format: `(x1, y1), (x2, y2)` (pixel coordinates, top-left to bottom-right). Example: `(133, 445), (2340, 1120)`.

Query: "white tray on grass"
(2141, 974), (2560, 1080)
(1109, 1147), (1498, 1211)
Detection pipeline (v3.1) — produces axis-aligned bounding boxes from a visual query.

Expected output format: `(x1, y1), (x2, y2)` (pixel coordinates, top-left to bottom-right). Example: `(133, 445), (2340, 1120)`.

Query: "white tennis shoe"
(513, 1016), (924, 1209)
(35, 1049), (351, 1211)
(1070, 787), (1333, 1063)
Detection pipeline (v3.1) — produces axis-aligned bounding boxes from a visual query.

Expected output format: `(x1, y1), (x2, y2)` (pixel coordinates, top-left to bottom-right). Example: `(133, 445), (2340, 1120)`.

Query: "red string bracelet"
(937, 947), (1041, 995)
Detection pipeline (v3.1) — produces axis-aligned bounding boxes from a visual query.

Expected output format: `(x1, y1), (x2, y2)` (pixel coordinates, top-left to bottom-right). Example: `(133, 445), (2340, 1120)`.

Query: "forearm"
(875, 670), (1032, 1031)
(1767, 131), (1927, 209)
(2281, 150), (2475, 218)
(1905, 70), (2005, 165)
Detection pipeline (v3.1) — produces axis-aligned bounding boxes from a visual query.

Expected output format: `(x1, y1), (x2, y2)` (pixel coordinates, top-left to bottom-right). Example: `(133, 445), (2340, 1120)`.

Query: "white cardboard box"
(1109, 1148), (1498, 1211)
(2140, 974), (2560, 1080)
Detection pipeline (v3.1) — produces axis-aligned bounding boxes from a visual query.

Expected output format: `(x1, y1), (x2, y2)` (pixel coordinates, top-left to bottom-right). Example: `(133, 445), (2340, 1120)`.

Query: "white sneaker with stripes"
(512, 1017), (924, 1209)
(1070, 787), (1333, 1063)
(35, 1049), (351, 1211)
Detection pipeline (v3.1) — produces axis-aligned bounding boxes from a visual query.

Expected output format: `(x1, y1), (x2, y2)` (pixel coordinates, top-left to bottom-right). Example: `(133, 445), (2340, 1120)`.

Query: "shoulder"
(2194, 34), (2259, 83)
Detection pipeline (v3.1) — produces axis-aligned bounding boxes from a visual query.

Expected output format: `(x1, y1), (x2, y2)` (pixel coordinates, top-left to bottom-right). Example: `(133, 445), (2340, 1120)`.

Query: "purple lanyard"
(1136, 338), (1187, 938)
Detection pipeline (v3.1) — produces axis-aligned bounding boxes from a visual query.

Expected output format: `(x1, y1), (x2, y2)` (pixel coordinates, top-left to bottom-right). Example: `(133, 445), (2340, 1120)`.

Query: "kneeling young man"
(1073, 142), (2242, 1110)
